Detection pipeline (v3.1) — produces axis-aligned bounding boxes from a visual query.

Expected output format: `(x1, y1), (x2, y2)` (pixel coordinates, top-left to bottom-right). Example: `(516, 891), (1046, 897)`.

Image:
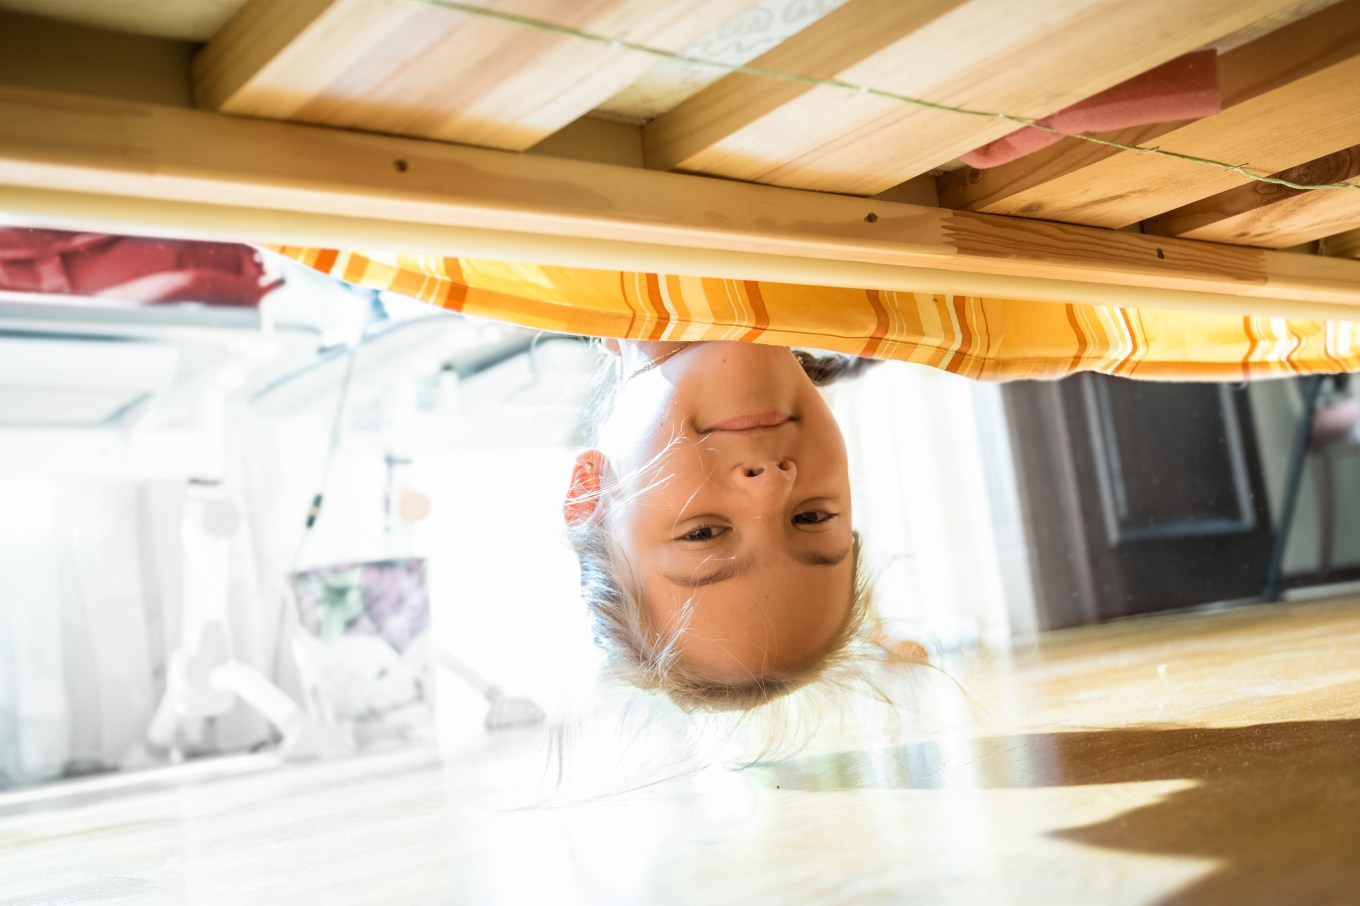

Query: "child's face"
(589, 341), (855, 683)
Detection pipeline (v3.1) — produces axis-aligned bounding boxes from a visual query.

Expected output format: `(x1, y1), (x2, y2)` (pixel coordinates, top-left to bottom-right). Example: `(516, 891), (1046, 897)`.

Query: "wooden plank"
(15, 183), (1360, 327)
(1143, 146), (1360, 248)
(937, 2), (1360, 228)
(0, 6), (645, 171)
(1328, 228), (1360, 258)
(526, 116), (643, 169)
(643, 0), (1292, 195)
(0, 8), (194, 107)
(193, 0), (748, 151)
(1209, 0), (1351, 50)
(0, 86), (1358, 317)
(0, 0), (246, 41)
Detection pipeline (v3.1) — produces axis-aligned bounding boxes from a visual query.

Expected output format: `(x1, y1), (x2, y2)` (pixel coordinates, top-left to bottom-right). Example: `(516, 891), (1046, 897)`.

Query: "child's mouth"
(700, 411), (794, 432)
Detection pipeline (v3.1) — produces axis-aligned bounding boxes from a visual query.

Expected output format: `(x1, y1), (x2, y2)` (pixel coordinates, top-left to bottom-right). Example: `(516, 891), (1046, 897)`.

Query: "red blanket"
(0, 228), (279, 306)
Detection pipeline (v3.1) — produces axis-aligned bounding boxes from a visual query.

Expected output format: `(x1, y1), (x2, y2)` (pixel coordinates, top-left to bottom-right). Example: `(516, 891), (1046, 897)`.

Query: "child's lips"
(699, 411), (794, 433)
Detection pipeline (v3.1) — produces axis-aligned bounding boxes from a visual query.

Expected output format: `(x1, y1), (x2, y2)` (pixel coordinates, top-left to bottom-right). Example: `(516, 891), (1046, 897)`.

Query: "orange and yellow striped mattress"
(275, 246), (1360, 382)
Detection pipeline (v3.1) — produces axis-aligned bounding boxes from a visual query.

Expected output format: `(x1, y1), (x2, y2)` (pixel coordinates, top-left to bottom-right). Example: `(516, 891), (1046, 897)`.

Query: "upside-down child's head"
(564, 340), (873, 710)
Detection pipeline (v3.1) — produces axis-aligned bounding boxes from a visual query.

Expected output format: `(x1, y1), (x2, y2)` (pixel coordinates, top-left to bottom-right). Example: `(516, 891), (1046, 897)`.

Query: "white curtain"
(0, 480), (160, 784)
(830, 362), (1037, 645)
(0, 466), (279, 786)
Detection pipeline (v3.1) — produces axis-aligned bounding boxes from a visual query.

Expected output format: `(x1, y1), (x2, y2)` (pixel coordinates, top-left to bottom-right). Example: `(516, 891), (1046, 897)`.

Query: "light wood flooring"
(3, 597), (1359, 905)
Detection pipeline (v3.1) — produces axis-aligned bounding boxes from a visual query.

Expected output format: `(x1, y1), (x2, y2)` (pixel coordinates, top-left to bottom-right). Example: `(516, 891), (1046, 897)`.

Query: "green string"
(413, 0), (1359, 194)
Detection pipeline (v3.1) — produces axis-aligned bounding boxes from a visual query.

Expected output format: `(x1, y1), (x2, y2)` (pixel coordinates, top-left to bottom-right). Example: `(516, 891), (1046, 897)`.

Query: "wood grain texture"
(1208, 0), (1349, 50)
(0, 8), (196, 107)
(643, 0), (1293, 194)
(1144, 146), (1360, 247)
(0, 0), (246, 41)
(193, 0), (749, 150)
(1, 85), (1359, 315)
(1328, 227), (1360, 257)
(2, 598), (1359, 904)
(937, 1), (1360, 228)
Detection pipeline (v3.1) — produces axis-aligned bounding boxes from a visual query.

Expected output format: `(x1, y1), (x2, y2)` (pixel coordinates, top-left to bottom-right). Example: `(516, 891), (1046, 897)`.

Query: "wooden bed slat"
(1143, 146), (1360, 248)
(192, 0), (748, 151)
(1, 85), (1358, 318)
(643, 0), (1294, 195)
(1326, 227), (1360, 258)
(937, 2), (1360, 228)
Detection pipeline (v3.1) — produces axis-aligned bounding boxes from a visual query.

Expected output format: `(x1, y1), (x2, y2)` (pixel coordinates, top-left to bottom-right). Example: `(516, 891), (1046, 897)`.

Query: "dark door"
(1004, 374), (1273, 629)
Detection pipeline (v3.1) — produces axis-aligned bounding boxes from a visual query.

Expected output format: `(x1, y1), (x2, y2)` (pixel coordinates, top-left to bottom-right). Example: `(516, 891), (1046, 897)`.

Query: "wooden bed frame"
(0, 0), (1357, 319)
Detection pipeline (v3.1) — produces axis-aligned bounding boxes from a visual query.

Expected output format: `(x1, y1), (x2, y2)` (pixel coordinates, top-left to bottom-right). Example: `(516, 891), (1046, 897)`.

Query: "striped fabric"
(274, 246), (1360, 381)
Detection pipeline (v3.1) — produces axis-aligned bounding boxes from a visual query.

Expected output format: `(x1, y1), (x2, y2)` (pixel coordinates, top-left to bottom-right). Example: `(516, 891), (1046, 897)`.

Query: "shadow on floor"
(749, 719), (1360, 905)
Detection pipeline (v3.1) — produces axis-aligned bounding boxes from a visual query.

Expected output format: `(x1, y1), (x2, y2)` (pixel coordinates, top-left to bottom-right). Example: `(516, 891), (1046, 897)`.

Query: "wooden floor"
(4, 597), (1359, 905)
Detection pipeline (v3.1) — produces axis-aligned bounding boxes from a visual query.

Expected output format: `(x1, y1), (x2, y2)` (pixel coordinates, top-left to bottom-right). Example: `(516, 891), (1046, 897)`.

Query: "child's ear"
(563, 449), (608, 526)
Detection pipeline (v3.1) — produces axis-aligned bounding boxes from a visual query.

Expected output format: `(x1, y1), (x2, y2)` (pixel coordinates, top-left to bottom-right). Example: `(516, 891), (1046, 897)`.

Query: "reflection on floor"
(3, 598), (1358, 905)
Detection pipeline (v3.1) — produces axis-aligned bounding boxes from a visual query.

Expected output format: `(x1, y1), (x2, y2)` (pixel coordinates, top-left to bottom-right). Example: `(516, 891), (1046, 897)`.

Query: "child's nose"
(736, 458), (795, 490)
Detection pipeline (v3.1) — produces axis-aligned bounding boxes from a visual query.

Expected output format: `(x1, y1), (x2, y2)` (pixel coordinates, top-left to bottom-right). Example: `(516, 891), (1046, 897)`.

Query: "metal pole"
(1263, 374), (1326, 601)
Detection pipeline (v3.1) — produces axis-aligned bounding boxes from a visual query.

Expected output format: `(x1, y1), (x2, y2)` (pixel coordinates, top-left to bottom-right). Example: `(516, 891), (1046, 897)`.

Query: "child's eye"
(793, 510), (836, 525)
(678, 525), (726, 542)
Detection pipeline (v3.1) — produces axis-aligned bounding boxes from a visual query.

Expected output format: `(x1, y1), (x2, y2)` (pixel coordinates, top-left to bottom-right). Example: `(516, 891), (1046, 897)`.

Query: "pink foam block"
(960, 50), (1220, 169)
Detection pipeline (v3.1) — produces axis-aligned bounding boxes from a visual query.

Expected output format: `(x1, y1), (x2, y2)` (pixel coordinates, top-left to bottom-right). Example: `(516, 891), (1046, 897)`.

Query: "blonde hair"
(571, 346), (880, 712)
